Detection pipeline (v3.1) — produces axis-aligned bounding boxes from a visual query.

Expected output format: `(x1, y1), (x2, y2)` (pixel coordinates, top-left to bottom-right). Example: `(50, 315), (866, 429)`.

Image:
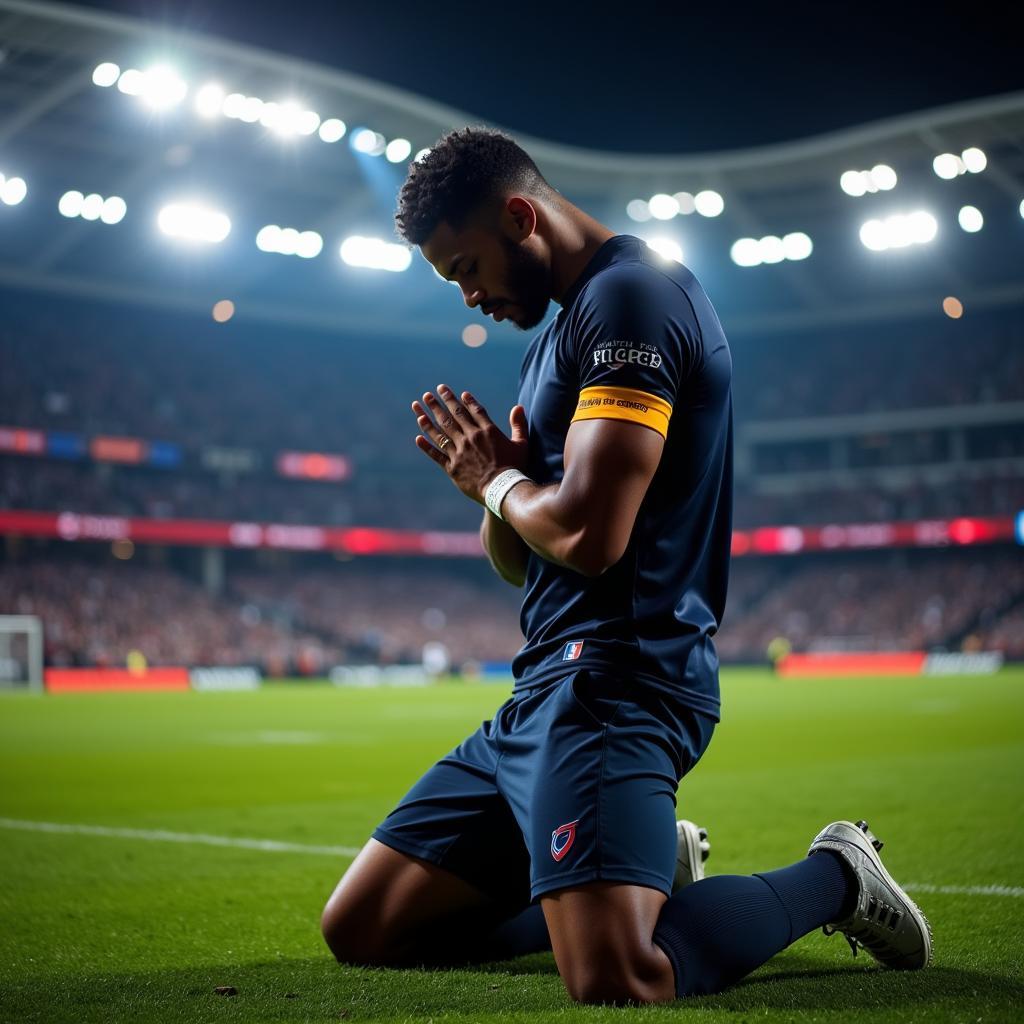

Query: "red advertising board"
(45, 667), (191, 692)
(0, 509), (1014, 557)
(777, 652), (928, 677)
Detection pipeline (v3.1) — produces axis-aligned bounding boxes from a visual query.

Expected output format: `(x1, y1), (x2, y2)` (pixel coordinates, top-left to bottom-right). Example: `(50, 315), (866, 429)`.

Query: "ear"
(502, 196), (537, 241)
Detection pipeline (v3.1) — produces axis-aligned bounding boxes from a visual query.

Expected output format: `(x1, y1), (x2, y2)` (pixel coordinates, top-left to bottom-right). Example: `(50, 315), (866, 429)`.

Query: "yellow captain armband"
(570, 385), (673, 439)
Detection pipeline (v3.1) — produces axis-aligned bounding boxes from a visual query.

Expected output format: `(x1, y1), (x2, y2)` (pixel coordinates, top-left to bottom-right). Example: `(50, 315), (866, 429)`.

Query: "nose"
(464, 287), (485, 309)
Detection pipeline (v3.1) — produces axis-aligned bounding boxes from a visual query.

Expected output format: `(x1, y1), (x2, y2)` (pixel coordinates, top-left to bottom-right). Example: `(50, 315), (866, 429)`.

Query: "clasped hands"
(411, 385), (529, 506)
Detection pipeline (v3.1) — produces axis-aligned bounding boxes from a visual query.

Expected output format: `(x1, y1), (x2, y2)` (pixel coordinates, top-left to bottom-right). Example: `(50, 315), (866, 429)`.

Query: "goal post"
(0, 615), (44, 693)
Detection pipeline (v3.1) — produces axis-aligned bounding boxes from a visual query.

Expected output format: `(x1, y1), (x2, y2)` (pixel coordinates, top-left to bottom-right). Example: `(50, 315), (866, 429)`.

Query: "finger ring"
(438, 435), (450, 449)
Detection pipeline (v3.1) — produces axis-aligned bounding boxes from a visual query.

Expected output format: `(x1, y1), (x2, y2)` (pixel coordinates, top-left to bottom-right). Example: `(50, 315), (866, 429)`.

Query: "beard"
(500, 236), (552, 331)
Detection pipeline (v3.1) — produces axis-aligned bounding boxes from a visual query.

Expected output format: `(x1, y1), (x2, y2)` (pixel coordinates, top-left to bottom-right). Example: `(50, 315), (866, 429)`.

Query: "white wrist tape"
(485, 468), (530, 521)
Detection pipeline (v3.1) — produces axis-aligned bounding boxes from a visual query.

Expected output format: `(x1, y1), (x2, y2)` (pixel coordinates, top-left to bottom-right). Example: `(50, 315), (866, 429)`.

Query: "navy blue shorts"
(371, 667), (716, 908)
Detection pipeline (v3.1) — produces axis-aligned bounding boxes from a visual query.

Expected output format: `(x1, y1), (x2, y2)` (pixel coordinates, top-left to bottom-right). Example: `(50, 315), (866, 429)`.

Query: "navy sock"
(653, 853), (854, 997)
(415, 903), (550, 965)
(482, 903), (551, 959)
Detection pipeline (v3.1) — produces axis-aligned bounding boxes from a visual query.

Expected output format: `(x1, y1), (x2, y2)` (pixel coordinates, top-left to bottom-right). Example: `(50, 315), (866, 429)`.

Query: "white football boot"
(672, 819), (711, 892)
(808, 819), (932, 970)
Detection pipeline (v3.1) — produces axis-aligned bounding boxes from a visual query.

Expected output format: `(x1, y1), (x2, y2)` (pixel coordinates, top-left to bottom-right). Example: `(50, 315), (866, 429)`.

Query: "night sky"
(43, 1), (1024, 152)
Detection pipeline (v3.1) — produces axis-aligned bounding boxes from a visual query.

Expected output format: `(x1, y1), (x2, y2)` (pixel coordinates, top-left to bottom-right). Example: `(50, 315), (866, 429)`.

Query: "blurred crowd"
(0, 556), (522, 674)
(732, 478), (1024, 528)
(734, 317), (1024, 420)
(2, 548), (1021, 672)
(2, 294), (1021, 675)
(715, 548), (1024, 661)
(3, 303), (1021, 451)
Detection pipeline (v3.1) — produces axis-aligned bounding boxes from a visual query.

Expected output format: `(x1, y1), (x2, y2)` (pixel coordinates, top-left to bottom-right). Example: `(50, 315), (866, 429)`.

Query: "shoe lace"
(823, 924), (860, 958)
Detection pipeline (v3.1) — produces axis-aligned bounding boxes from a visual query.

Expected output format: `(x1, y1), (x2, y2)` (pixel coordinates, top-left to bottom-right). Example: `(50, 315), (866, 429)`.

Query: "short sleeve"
(568, 266), (697, 440)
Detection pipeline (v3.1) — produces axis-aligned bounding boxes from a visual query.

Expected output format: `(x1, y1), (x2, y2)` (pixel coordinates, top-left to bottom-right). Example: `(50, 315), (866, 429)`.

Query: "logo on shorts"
(562, 640), (585, 661)
(551, 819), (579, 862)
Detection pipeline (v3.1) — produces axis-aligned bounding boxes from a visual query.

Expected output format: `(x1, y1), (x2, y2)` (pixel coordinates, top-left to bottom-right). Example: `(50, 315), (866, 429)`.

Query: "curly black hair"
(394, 126), (558, 246)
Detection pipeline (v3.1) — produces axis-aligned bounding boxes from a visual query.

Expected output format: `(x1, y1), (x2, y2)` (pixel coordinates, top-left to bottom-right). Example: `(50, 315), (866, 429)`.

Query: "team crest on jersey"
(562, 640), (585, 661)
(551, 819), (579, 862)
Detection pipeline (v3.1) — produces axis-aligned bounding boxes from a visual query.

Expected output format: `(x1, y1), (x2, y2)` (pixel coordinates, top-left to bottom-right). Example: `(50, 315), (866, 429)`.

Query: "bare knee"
(320, 886), (405, 967)
(320, 897), (383, 966)
(561, 946), (672, 1005)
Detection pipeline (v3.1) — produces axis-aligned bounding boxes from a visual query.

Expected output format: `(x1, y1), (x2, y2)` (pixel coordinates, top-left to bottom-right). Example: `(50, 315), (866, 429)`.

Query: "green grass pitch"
(1, 668), (1022, 1023)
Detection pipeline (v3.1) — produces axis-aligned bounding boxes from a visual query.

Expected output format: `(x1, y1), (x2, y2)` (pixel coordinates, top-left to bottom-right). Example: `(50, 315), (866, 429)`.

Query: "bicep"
(560, 417), (665, 571)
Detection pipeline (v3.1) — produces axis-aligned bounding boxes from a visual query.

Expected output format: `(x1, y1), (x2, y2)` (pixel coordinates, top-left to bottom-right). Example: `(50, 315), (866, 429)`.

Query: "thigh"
(502, 669), (710, 903)
(371, 722), (532, 910)
(321, 837), (495, 964)
(541, 882), (673, 1003)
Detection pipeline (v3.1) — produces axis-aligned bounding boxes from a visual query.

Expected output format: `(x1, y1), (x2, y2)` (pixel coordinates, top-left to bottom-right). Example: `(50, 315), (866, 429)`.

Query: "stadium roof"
(1, 0), (1023, 343)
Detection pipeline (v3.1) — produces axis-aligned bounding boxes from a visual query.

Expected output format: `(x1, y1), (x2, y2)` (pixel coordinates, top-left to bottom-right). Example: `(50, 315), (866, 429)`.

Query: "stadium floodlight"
(296, 109), (320, 136)
(782, 231), (813, 260)
(58, 190), (84, 217)
(870, 164), (897, 190)
(256, 224), (281, 252)
(256, 224), (323, 258)
(319, 118), (347, 143)
(222, 92), (246, 118)
(1020, 198), (1024, 220)
(908, 210), (938, 243)
(842, 165), (897, 195)
(961, 147), (987, 173)
(859, 218), (888, 251)
(259, 101), (282, 129)
(673, 191), (696, 214)
(352, 128), (385, 155)
(932, 152), (962, 179)
(278, 226), (300, 254)
(79, 193), (104, 220)
(758, 235), (785, 263)
(239, 96), (264, 123)
(694, 190), (724, 217)
(296, 231), (323, 258)
(138, 65), (187, 109)
(644, 236), (683, 263)
(195, 83), (225, 118)
(100, 196), (127, 225)
(92, 62), (120, 87)
(385, 138), (412, 163)
(157, 202), (231, 243)
(859, 210), (937, 251)
(262, 101), (318, 137)
(0, 175), (27, 206)
(117, 68), (144, 96)
(958, 205), (983, 232)
(648, 193), (679, 220)
(339, 235), (412, 272)
(626, 199), (652, 222)
(860, 219), (887, 251)
(840, 169), (866, 196)
(730, 237), (761, 267)
(414, 147), (431, 162)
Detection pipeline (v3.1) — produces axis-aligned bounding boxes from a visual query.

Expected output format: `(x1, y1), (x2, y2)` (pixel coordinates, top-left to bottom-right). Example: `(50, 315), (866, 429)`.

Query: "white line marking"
(0, 818), (1020, 897)
(0, 817), (360, 858)
(905, 882), (1024, 898)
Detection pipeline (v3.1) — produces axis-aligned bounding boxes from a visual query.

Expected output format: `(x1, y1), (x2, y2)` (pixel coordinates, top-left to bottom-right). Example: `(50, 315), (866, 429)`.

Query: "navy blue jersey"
(512, 234), (733, 719)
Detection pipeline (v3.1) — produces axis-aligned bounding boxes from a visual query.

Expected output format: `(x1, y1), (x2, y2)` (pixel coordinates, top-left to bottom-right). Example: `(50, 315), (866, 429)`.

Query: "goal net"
(0, 615), (44, 693)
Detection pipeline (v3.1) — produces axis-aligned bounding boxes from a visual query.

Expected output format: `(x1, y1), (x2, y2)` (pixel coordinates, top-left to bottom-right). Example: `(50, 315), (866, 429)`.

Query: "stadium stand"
(3, 546), (1022, 671)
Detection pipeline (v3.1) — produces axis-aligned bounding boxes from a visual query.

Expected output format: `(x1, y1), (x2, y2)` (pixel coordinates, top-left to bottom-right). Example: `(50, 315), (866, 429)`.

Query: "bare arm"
(480, 509), (530, 587)
(410, 385), (664, 579)
(500, 417), (664, 577)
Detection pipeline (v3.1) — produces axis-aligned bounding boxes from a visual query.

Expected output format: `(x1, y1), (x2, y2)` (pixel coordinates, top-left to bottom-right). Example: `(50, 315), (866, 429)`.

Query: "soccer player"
(320, 127), (931, 1003)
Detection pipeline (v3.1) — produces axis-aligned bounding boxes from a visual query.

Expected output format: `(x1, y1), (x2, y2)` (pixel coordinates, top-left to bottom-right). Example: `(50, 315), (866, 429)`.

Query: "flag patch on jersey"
(562, 640), (585, 661)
